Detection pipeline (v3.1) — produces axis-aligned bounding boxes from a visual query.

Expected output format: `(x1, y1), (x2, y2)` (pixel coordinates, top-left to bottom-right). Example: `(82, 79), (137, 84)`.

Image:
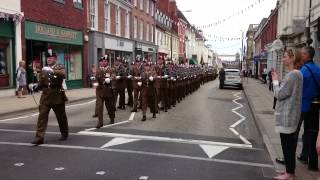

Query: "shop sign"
(25, 21), (83, 45)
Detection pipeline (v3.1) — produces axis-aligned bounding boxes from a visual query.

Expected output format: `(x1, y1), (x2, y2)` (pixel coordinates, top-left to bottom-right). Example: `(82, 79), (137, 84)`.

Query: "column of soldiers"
(92, 56), (217, 128)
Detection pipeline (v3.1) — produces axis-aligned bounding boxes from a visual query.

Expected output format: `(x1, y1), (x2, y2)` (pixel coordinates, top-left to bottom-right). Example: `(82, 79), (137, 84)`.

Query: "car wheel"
(238, 84), (243, 90)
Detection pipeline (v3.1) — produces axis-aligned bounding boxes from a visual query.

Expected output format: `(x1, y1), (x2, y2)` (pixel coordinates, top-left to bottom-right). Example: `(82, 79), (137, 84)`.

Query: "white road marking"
(129, 112), (135, 121)
(229, 92), (252, 145)
(84, 112), (136, 131)
(0, 141), (273, 168)
(14, 163), (24, 167)
(0, 99), (96, 122)
(139, 176), (149, 180)
(54, 167), (65, 171)
(100, 137), (140, 148)
(96, 171), (106, 175)
(78, 131), (252, 148)
(199, 145), (229, 158)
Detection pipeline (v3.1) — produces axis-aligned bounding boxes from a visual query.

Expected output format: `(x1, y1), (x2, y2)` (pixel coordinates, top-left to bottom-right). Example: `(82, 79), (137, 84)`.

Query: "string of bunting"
(196, 0), (266, 29)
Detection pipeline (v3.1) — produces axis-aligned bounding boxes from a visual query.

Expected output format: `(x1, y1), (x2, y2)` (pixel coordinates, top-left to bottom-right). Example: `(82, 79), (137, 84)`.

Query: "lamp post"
(306, 0), (313, 46)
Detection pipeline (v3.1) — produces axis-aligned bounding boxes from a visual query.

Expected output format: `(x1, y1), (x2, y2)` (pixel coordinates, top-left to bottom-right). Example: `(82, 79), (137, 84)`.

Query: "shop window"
(0, 38), (12, 88)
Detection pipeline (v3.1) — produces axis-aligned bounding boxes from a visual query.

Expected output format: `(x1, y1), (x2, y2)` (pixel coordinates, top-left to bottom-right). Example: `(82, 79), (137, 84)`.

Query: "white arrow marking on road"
(139, 176), (149, 180)
(200, 145), (229, 158)
(54, 167), (65, 171)
(14, 163), (24, 167)
(96, 171), (106, 175)
(100, 137), (140, 148)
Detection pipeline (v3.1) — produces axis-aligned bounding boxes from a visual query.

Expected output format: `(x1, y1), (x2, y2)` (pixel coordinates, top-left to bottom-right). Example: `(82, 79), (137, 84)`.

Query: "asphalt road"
(0, 80), (275, 180)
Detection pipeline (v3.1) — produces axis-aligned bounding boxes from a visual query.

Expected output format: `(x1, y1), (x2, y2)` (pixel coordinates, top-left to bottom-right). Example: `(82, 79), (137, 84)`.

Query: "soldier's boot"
(152, 113), (156, 118)
(131, 109), (137, 112)
(109, 118), (115, 124)
(59, 132), (68, 141)
(141, 115), (146, 121)
(31, 137), (44, 145)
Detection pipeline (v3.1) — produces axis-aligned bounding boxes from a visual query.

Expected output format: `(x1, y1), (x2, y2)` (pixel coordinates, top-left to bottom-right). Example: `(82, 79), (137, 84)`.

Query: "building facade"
(132, 0), (156, 61)
(0, 0), (23, 97)
(245, 24), (258, 73)
(87, 0), (134, 69)
(21, 0), (88, 89)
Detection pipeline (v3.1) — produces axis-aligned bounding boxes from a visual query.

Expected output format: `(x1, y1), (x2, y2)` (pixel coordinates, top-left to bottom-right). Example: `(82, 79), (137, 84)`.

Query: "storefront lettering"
(35, 25), (77, 41)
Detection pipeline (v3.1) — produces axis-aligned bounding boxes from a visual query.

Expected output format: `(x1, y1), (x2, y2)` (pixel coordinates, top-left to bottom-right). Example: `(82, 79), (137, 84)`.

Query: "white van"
(220, 69), (243, 89)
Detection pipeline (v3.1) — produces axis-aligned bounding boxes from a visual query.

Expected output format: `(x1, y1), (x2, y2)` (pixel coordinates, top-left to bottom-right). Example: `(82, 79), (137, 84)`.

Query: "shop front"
(0, 20), (15, 90)
(25, 21), (84, 89)
(89, 32), (134, 69)
(135, 42), (156, 62)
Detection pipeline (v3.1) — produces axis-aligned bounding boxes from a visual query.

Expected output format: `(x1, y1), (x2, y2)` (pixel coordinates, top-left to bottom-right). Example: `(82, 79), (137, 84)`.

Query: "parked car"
(220, 68), (243, 89)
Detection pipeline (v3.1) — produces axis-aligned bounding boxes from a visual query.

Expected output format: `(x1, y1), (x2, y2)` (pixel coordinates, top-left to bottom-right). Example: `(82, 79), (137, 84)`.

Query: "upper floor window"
(90, 0), (98, 29)
(146, 0), (149, 14)
(150, 1), (154, 17)
(139, 0), (143, 10)
(73, 0), (83, 9)
(116, 6), (120, 36)
(140, 20), (144, 40)
(134, 16), (138, 39)
(146, 23), (149, 41)
(54, 0), (65, 4)
(104, 0), (109, 33)
(125, 11), (130, 38)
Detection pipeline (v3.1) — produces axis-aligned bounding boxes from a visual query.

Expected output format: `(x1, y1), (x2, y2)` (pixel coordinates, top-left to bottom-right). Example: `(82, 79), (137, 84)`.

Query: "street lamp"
(306, 0), (313, 46)
(170, 10), (192, 64)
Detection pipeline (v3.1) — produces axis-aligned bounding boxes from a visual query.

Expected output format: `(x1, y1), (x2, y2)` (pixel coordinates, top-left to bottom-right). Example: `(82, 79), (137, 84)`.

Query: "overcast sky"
(175, 0), (278, 55)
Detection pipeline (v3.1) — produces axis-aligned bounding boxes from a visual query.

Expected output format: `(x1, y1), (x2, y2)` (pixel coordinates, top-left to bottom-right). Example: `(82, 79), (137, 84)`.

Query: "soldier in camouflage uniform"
(95, 58), (116, 128)
(31, 53), (69, 145)
(114, 58), (127, 110)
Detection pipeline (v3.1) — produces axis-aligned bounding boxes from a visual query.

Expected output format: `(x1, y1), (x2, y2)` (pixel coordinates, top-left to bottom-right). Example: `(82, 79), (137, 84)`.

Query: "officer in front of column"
(31, 52), (69, 145)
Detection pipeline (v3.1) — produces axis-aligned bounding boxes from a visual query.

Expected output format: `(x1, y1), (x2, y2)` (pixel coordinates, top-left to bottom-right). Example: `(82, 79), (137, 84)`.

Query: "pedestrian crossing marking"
(100, 137), (140, 148)
(200, 145), (229, 158)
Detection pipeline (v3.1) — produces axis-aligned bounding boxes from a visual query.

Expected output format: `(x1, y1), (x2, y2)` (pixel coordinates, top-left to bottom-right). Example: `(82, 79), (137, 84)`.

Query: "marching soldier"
(141, 61), (157, 121)
(125, 61), (133, 107)
(160, 61), (169, 112)
(131, 59), (143, 112)
(95, 58), (116, 128)
(31, 53), (69, 145)
(114, 58), (127, 109)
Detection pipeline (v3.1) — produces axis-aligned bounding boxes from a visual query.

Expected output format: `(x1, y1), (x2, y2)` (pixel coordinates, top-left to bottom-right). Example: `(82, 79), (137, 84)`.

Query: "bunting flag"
(196, 0), (266, 29)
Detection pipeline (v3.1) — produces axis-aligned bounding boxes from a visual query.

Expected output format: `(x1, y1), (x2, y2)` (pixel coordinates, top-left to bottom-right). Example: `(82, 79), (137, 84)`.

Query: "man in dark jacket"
(219, 68), (225, 89)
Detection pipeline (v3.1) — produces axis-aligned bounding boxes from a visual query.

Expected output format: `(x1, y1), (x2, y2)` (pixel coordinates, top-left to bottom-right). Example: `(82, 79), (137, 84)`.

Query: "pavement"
(243, 77), (320, 180)
(0, 80), (276, 179)
(0, 88), (96, 117)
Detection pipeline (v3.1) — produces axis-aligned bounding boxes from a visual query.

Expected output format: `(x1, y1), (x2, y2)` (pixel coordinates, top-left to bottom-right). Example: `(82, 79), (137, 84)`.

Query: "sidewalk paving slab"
(0, 88), (96, 117)
(243, 78), (320, 180)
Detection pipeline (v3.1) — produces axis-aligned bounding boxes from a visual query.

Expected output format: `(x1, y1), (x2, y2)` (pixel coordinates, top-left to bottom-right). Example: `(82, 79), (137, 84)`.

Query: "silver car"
(220, 69), (243, 89)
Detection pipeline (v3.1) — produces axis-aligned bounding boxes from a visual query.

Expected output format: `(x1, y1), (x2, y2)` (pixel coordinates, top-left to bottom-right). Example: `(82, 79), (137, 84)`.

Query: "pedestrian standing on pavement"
(219, 68), (225, 89)
(272, 49), (304, 180)
(296, 46), (320, 171)
(31, 53), (69, 145)
(268, 68), (274, 91)
(16, 61), (27, 98)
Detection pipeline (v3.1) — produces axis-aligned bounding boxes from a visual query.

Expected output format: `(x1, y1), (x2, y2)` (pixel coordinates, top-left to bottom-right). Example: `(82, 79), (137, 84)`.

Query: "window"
(146, 23), (149, 41)
(150, 1), (154, 16)
(134, 0), (137, 6)
(104, 0), (109, 33)
(90, 0), (98, 29)
(140, 20), (143, 40)
(134, 17), (138, 39)
(116, 6), (120, 36)
(125, 11), (130, 38)
(146, 0), (149, 14)
(151, 24), (154, 43)
(54, 0), (65, 4)
(73, 0), (83, 9)
(139, 0), (143, 10)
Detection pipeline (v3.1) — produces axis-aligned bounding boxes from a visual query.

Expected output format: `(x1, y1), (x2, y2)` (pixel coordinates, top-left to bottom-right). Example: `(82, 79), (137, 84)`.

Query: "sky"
(175, 0), (278, 55)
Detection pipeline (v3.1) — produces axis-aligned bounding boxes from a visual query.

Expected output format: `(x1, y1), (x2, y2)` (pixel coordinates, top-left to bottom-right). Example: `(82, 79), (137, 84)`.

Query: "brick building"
(132, 0), (156, 61)
(21, 0), (88, 89)
(87, 0), (133, 69)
